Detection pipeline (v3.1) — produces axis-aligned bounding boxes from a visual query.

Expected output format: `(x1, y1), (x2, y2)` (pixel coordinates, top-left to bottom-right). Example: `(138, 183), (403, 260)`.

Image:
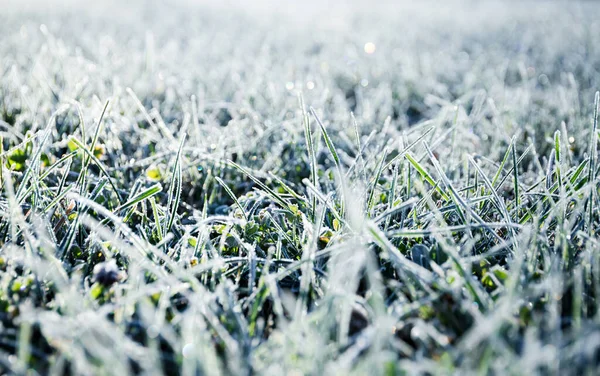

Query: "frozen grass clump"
(1, 0), (600, 374)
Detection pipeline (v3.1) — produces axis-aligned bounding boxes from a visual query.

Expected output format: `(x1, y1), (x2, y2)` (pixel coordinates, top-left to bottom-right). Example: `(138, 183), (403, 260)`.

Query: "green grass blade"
(214, 176), (247, 221)
(300, 94), (318, 220)
(115, 183), (162, 213)
(165, 133), (186, 235)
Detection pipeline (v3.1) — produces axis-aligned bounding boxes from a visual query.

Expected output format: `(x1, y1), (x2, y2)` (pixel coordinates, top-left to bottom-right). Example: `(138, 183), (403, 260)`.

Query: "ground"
(1, 0), (600, 375)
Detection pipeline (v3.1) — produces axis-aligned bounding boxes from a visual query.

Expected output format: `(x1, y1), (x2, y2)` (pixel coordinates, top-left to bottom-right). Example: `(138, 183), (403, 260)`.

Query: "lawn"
(1, 0), (600, 374)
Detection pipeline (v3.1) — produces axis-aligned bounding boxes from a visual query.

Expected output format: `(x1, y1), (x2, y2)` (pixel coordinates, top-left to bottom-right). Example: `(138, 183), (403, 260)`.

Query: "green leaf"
(146, 166), (162, 181)
(90, 283), (104, 300)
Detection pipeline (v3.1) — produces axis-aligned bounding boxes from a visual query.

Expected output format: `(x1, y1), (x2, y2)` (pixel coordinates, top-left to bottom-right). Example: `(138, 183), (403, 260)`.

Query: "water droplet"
(285, 82), (294, 90)
(306, 81), (315, 90)
(364, 42), (376, 54)
(411, 326), (422, 338)
(148, 325), (160, 339)
(182, 343), (194, 358)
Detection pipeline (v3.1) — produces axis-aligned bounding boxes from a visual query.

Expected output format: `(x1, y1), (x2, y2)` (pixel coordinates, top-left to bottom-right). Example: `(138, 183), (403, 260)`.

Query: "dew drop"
(182, 343), (194, 358)
(364, 42), (376, 54)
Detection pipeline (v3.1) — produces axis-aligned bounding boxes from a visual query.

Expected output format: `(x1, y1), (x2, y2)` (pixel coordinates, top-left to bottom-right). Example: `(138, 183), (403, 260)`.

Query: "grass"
(1, 0), (600, 374)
